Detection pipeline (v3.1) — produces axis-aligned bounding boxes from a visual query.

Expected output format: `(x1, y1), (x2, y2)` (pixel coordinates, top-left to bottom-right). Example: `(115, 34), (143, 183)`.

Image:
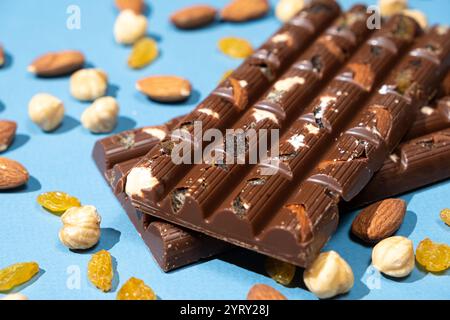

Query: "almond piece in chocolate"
(0, 157), (29, 190)
(0, 120), (17, 152)
(246, 284), (287, 300)
(171, 5), (217, 29)
(221, 0), (270, 22)
(351, 198), (406, 243)
(115, 0), (144, 14)
(28, 50), (85, 77)
(136, 75), (192, 103)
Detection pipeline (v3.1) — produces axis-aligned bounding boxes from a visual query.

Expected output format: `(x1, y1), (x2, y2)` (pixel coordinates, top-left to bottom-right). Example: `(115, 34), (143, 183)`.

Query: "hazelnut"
(1, 293), (28, 300)
(372, 236), (415, 277)
(275, 0), (305, 22)
(114, 9), (148, 45)
(81, 97), (119, 133)
(402, 9), (428, 29)
(303, 251), (354, 299)
(70, 68), (108, 101)
(59, 205), (101, 250)
(379, 0), (408, 17)
(28, 93), (65, 131)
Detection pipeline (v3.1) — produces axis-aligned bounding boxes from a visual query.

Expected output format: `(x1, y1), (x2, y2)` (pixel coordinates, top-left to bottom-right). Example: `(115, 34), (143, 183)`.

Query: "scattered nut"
(136, 75), (192, 102)
(28, 93), (65, 131)
(372, 236), (415, 277)
(171, 5), (217, 29)
(28, 50), (85, 77)
(114, 9), (148, 45)
(351, 198), (406, 243)
(379, 0), (408, 17)
(275, 0), (305, 22)
(59, 205), (102, 250)
(247, 284), (287, 300)
(303, 251), (354, 299)
(0, 45), (4, 67)
(115, 0), (144, 14)
(70, 68), (108, 101)
(402, 9), (428, 29)
(0, 120), (17, 152)
(81, 97), (119, 133)
(0, 293), (28, 300)
(221, 0), (270, 22)
(0, 157), (29, 190)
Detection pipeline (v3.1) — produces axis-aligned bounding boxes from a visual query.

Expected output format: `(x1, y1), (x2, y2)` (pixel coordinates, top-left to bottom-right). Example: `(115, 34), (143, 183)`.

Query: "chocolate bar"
(94, 87), (450, 271)
(126, 15), (450, 266)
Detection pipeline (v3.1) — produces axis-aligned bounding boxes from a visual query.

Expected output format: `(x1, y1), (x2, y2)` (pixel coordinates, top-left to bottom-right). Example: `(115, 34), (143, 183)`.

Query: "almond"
(171, 5), (217, 29)
(351, 198), (406, 243)
(0, 120), (17, 152)
(115, 0), (144, 14)
(28, 50), (85, 77)
(0, 45), (4, 67)
(136, 75), (192, 103)
(0, 157), (29, 190)
(221, 0), (270, 22)
(247, 284), (287, 300)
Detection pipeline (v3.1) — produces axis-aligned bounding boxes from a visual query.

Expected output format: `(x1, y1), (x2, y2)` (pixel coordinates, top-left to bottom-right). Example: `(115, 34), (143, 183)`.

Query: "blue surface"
(0, 0), (449, 300)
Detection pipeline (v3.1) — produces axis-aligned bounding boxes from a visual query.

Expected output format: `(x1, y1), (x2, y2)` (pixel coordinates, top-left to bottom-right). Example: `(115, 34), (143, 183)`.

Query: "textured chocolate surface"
(128, 19), (450, 267)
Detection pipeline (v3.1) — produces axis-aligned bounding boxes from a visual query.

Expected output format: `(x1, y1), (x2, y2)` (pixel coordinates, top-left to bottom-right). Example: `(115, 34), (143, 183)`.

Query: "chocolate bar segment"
(108, 159), (229, 271)
(348, 119), (450, 209)
(127, 25), (450, 267)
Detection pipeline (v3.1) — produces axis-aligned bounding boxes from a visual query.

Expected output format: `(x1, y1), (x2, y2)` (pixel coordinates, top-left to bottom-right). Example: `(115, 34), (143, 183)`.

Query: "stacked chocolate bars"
(93, 0), (450, 271)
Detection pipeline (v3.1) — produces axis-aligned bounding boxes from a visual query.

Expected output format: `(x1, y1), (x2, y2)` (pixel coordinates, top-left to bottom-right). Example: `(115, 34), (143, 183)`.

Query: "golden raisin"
(116, 277), (156, 300)
(37, 191), (81, 214)
(128, 37), (159, 69)
(416, 238), (450, 272)
(218, 37), (253, 59)
(440, 208), (450, 226)
(88, 250), (113, 292)
(0, 262), (39, 291)
(265, 257), (296, 286)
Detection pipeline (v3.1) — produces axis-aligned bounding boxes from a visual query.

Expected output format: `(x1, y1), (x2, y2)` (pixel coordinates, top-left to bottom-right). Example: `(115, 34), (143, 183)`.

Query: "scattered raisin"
(88, 250), (113, 292)
(265, 257), (296, 286)
(416, 238), (450, 272)
(117, 277), (156, 300)
(218, 37), (253, 59)
(37, 191), (81, 214)
(128, 37), (159, 69)
(0, 262), (39, 291)
(440, 209), (450, 226)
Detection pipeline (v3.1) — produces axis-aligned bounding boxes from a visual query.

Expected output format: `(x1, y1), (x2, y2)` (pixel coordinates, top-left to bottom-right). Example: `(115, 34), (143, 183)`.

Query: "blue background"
(0, 0), (449, 300)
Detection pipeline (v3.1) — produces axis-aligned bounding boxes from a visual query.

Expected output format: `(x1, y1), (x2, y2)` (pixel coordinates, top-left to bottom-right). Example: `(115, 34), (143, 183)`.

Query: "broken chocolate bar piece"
(126, 24), (450, 267)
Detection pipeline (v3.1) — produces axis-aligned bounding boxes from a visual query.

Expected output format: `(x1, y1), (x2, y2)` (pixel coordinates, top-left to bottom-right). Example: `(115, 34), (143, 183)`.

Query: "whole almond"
(0, 45), (4, 67)
(171, 5), (217, 29)
(0, 157), (29, 190)
(351, 198), (406, 243)
(115, 0), (144, 14)
(247, 284), (287, 300)
(221, 0), (270, 22)
(28, 50), (85, 77)
(0, 120), (17, 152)
(136, 76), (192, 103)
